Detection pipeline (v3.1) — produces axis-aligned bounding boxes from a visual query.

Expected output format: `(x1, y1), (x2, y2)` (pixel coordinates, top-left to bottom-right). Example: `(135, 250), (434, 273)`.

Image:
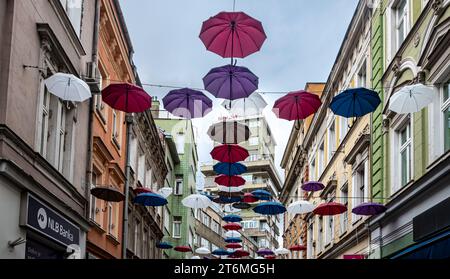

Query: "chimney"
(151, 96), (160, 119)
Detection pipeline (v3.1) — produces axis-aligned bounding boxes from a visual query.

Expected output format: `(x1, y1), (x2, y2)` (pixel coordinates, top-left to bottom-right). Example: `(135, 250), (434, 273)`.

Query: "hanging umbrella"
(388, 84), (435, 114)
(174, 246), (192, 253)
(301, 181), (325, 192)
(214, 162), (247, 176)
(215, 175), (246, 187)
(257, 248), (274, 256)
(214, 196), (242, 204)
(191, 256), (201, 259)
(182, 194), (212, 209)
(253, 202), (286, 215)
(211, 144), (249, 163)
(226, 243), (242, 249)
(224, 237), (243, 243)
(273, 91), (322, 122)
(352, 202), (387, 216)
(274, 247), (290, 255)
(223, 214), (243, 223)
(243, 193), (259, 203)
(102, 83), (151, 113)
(199, 11), (267, 59)
(287, 201), (315, 215)
(134, 187), (153, 195)
(224, 204), (241, 213)
(162, 88), (212, 119)
(195, 247), (211, 255)
(203, 64), (258, 101)
(218, 186), (245, 193)
(223, 223), (242, 231)
(233, 202), (251, 210)
(289, 245), (306, 251)
(200, 192), (216, 201)
(212, 249), (232, 256)
(90, 186), (125, 202)
(265, 255), (277, 260)
(133, 192), (168, 207)
(157, 187), (173, 198)
(330, 87), (381, 118)
(222, 92), (267, 116)
(232, 250), (250, 258)
(225, 230), (242, 238)
(251, 189), (272, 201)
(44, 73), (91, 102)
(313, 202), (347, 216)
(207, 121), (251, 144)
(217, 191), (243, 198)
(255, 256), (265, 259)
(156, 242), (173, 250)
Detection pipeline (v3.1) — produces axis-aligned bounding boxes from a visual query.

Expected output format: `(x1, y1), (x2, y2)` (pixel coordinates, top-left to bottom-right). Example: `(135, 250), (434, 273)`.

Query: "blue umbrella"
(156, 242), (173, 249)
(223, 214), (243, 223)
(224, 237), (243, 243)
(214, 162), (247, 176)
(134, 192), (168, 207)
(253, 202), (287, 215)
(214, 196), (242, 204)
(329, 87), (381, 118)
(251, 190), (272, 201)
(212, 249), (232, 256)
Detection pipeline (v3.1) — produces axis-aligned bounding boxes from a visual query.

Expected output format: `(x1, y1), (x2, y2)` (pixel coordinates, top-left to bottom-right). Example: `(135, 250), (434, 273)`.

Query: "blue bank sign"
(25, 194), (80, 247)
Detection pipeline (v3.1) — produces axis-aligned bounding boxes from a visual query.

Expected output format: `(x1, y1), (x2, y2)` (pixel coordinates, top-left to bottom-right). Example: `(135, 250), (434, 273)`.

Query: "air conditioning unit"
(85, 61), (102, 93)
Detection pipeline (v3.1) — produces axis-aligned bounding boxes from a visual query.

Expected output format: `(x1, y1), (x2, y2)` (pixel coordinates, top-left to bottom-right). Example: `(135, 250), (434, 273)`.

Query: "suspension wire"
(233, 0), (236, 12)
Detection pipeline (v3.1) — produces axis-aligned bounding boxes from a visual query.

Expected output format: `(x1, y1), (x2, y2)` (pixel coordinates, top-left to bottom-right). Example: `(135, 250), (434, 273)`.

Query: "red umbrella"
(289, 245), (306, 251)
(134, 187), (153, 195)
(313, 202), (347, 216)
(102, 83), (152, 113)
(215, 175), (246, 187)
(174, 246), (192, 253)
(273, 91), (322, 121)
(265, 255), (277, 260)
(199, 12), (267, 59)
(232, 250), (250, 258)
(223, 223), (242, 231)
(242, 193), (258, 203)
(226, 243), (242, 249)
(211, 144), (249, 163)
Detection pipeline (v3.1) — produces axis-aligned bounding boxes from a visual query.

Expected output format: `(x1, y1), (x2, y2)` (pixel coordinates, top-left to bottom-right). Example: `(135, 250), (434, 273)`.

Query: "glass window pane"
(401, 149), (408, 186)
(444, 82), (449, 103)
(445, 106), (450, 152)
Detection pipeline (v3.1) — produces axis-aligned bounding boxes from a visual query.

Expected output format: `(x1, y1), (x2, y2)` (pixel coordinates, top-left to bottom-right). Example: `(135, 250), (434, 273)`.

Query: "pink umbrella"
(273, 91), (322, 128)
(102, 83), (152, 113)
(199, 12), (267, 59)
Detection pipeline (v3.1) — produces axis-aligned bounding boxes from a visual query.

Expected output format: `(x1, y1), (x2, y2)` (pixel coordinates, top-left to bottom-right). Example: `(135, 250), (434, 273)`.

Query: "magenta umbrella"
(199, 11), (267, 59)
(273, 91), (322, 122)
(162, 88), (213, 119)
(102, 83), (152, 113)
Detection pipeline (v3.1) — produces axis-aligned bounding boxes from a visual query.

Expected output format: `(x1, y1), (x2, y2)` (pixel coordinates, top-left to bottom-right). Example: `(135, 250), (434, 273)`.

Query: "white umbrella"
(287, 201), (315, 215)
(222, 92), (268, 117)
(274, 247), (290, 255)
(195, 247), (211, 255)
(255, 256), (265, 259)
(225, 231), (242, 238)
(191, 256), (201, 259)
(182, 194), (212, 209)
(44, 73), (91, 102)
(389, 84), (435, 114)
(223, 204), (241, 213)
(218, 186), (245, 193)
(158, 187), (173, 198)
(207, 121), (251, 144)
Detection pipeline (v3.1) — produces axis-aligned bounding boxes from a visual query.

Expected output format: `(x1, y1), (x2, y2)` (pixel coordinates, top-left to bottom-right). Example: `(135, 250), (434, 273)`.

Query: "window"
(176, 132), (185, 154)
(317, 217), (323, 253)
(59, 0), (83, 36)
(339, 117), (349, 143)
(250, 119), (259, 128)
(212, 220), (220, 234)
(249, 137), (258, 146)
(163, 207), (170, 233)
(134, 218), (141, 256)
(318, 142), (325, 177)
(357, 61), (367, 88)
(89, 172), (99, 221)
(242, 220), (258, 229)
(327, 120), (336, 163)
(442, 81), (450, 152)
(39, 87), (50, 156)
(202, 213), (211, 227)
(325, 215), (334, 245)
(137, 154), (145, 185)
(107, 202), (113, 235)
(189, 229), (194, 248)
(395, 0), (408, 49)
(173, 216), (182, 238)
(399, 123), (412, 187)
(112, 110), (120, 147)
(352, 160), (368, 223)
(309, 156), (316, 181)
(201, 238), (209, 248)
(340, 184), (348, 235)
(142, 228), (148, 259)
(174, 177), (183, 195)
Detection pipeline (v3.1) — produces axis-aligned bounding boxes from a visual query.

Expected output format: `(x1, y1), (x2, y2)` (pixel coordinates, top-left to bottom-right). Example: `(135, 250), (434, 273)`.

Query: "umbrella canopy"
(174, 246), (192, 253)
(44, 73), (91, 102)
(133, 192), (168, 207)
(215, 175), (246, 187)
(330, 87), (381, 118)
(253, 202), (287, 215)
(157, 187), (173, 198)
(388, 84), (435, 114)
(242, 193), (258, 203)
(223, 223), (242, 231)
(273, 91), (322, 121)
(224, 204), (241, 213)
(287, 201), (315, 215)
(156, 242), (173, 249)
(217, 191), (243, 198)
(232, 250), (250, 258)
(265, 255), (277, 260)
(208, 121), (251, 144)
(191, 256), (201, 259)
(102, 83), (151, 113)
(200, 192), (217, 201)
(182, 194), (212, 209)
(133, 187), (153, 195)
(218, 186), (245, 193)
(224, 237), (243, 243)
(226, 243), (242, 249)
(211, 144), (249, 163)
(199, 11), (267, 58)
(313, 202), (347, 216)
(223, 215), (243, 223)
(195, 247), (211, 255)
(225, 231), (242, 238)
(90, 186), (124, 202)
(213, 196), (242, 204)
(301, 181), (325, 192)
(214, 162), (247, 176)
(222, 92), (267, 117)
(251, 189), (272, 201)
(274, 248), (290, 255)
(289, 245), (306, 251)
(212, 249), (232, 256)
(255, 256), (265, 259)
(352, 202), (387, 216)
(257, 249), (274, 256)
(203, 65), (258, 101)
(163, 88), (212, 119)
(232, 202), (251, 210)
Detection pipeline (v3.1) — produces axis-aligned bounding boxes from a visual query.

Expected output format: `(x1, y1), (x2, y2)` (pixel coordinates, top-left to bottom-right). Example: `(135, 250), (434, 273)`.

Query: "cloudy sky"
(120, 0), (359, 182)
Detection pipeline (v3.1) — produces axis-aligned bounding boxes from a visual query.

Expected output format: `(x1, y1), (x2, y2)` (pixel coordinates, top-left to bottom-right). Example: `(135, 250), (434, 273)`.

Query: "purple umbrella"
(352, 202), (387, 216)
(203, 64), (258, 101)
(162, 88), (212, 119)
(257, 248), (274, 256)
(301, 181), (325, 192)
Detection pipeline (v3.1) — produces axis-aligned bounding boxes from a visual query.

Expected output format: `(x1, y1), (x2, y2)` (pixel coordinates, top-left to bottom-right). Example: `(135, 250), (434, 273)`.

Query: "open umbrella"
(223, 214), (243, 223)
(218, 186), (245, 193)
(191, 256), (201, 259)
(211, 144), (249, 163)
(232, 202), (251, 210)
(232, 250), (250, 258)
(313, 202), (347, 216)
(330, 87), (381, 118)
(207, 121), (251, 144)
(388, 84), (435, 114)
(243, 193), (258, 203)
(203, 65), (258, 101)
(289, 245), (306, 251)
(200, 192), (217, 201)
(156, 242), (173, 250)
(195, 247), (211, 255)
(163, 88), (212, 119)
(133, 187), (153, 195)
(214, 162), (247, 176)
(225, 231), (242, 238)
(253, 202), (286, 215)
(215, 175), (246, 187)
(199, 11), (267, 59)
(224, 204), (241, 213)
(157, 187), (173, 198)
(275, 248), (290, 255)
(251, 189), (272, 201)
(102, 83), (151, 113)
(301, 181), (325, 192)
(222, 92), (267, 116)
(226, 243), (242, 249)
(213, 196), (242, 204)
(223, 223), (242, 231)
(273, 91), (322, 124)
(90, 186), (125, 202)
(182, 194), (212, 209)
(265, 255), (277, 260)
(257, 248), (274, 256)
(133, 192), (168, 207)
(352, 202), (387, 216)
(217, 191), (243, 198)
(44, 73), (91, 102)
(287, 201), (315, 215)
(174, 246), (192, 253)
(212, 249), (232, 256)
(224, 237), (243, 243)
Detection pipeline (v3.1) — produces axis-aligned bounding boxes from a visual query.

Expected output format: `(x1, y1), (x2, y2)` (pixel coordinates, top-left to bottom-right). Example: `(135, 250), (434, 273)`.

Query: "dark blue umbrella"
(223, 214), (243, 223)
(214, 196), (242, 204)
(156, 242), (173, 249)
(253, 202), (286, 215)
(133, 192), (168, 207)
(251, 189), (272, 201)
(212, 248), (232, 256)
(329, 87), (381, 118)
(214, 162), (247, 176)
(224, 237), (243, 243)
